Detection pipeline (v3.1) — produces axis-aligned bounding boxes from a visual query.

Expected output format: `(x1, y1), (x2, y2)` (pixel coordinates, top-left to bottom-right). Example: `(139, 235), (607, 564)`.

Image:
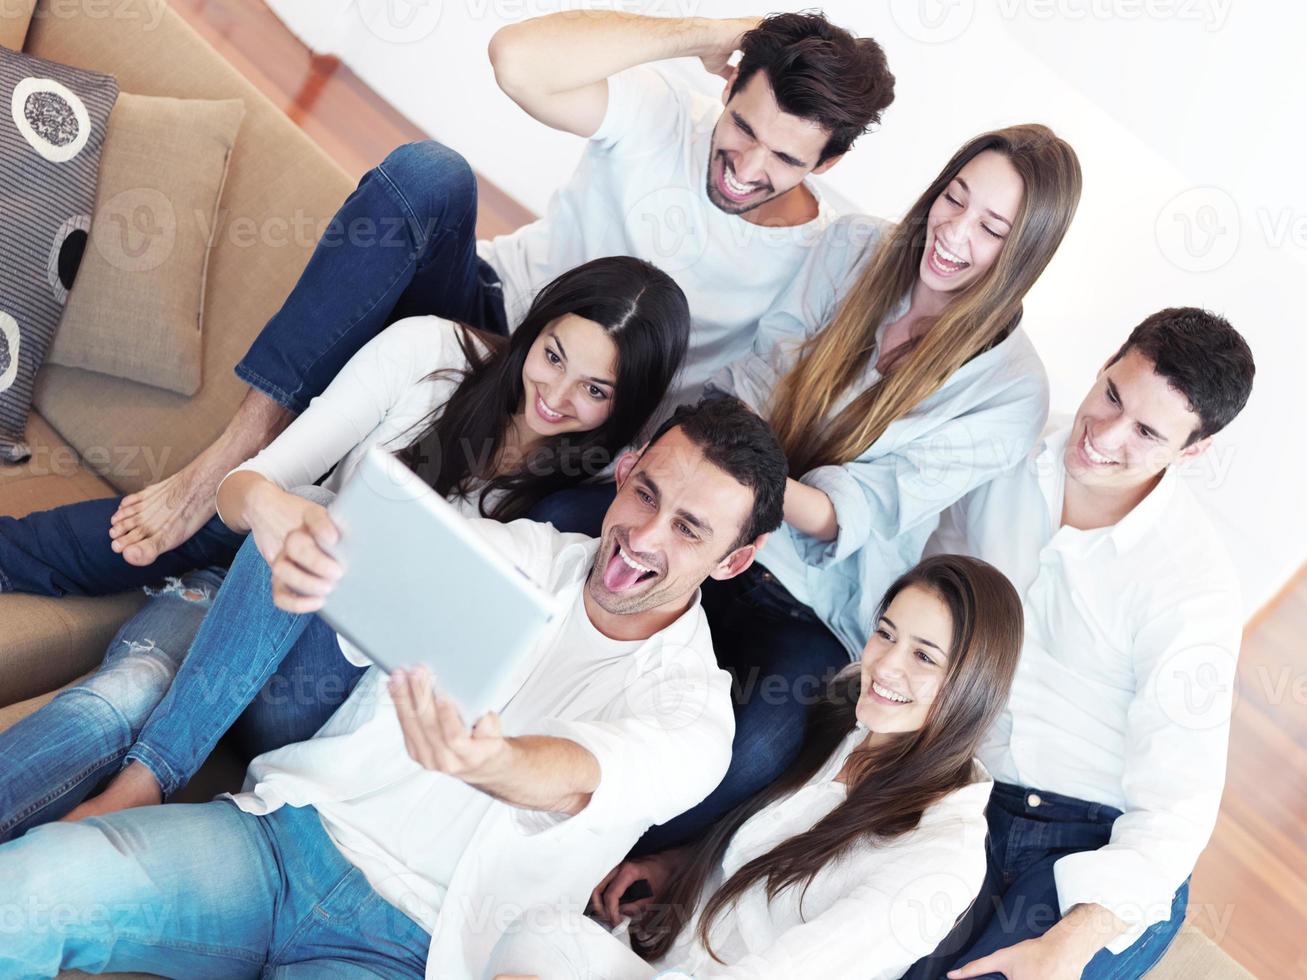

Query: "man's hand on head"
(389, 667), (512, 786)
(699, 16), (763, 80)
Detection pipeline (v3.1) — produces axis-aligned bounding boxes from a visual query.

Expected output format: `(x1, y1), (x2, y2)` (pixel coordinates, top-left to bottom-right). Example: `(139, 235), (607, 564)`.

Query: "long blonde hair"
(769, 125), (1082, 474)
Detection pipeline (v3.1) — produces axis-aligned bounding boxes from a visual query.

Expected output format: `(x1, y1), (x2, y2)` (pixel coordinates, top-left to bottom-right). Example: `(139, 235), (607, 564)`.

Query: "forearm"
(783, 478), (839, 542)
(466, 735), (601, 815)
(490, 12), (743, 98)
(1045, 903), (1129, 966)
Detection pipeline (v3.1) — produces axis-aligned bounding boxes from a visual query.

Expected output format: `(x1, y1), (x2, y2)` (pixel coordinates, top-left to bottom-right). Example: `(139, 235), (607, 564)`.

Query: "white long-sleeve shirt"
(229, 517), (735, 979)
(928, 424), (1243, 951)
(712, 214), (1050, 656)
(488, 727), (993, 980)
(216, 315), (498, 527)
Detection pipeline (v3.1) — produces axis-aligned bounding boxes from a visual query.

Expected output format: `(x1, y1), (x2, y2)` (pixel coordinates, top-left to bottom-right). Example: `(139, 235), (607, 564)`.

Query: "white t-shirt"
(477, 66), (837, 411)
(229, 518), (736, 978)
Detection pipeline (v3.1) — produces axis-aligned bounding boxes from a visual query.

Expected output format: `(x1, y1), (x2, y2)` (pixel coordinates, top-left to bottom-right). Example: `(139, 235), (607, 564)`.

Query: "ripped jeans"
(0, 486), (366, 843)
(0, 568), (226, 843)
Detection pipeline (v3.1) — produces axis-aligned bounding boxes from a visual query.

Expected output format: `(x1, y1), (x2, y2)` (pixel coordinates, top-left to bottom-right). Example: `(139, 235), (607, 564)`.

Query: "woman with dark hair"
(487, 553), (1024, 980)
(0, 256), (690, 836)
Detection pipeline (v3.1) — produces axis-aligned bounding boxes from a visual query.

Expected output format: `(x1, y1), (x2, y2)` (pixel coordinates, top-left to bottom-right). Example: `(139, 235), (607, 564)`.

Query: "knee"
(378, 140), (477, 213)
(73, 641), (178, 728)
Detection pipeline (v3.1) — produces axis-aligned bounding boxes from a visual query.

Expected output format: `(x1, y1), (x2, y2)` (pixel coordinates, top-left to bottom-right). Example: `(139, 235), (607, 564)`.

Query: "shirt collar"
(1039, 423), (1180, 555)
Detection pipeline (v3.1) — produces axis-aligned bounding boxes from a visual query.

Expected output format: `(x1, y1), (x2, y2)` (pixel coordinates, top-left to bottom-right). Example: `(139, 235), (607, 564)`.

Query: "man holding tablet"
(0, 398), (789, 980)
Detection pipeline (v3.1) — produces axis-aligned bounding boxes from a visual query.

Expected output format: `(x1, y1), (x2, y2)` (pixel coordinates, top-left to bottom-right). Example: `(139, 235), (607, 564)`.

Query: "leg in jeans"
(0, 496), (244, 596)
(0, 567), (225, 842)
(124, 531), (362, 799)
(633, 565), (850, 855)
(0, 801), (429, 978)
(526, 482), (617, 538)
(109, 139), (508, 568)
(238, 139), (508, 414)
(942, 785), (1189, 980)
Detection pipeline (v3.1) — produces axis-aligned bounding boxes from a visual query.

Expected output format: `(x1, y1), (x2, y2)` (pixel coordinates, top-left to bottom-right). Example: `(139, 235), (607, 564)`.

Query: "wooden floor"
(167, 2), (1303, 975)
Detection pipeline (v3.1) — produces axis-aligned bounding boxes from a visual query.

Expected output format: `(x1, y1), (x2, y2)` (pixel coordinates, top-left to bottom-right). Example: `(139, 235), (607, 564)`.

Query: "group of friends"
(0, 10), (1255, 980)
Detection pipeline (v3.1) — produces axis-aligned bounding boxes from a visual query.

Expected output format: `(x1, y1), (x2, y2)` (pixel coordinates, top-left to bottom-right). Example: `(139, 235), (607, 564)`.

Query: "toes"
(124, 541), (161, 568)
(108, 517), (138, 539)
(111, 525), (149, 554)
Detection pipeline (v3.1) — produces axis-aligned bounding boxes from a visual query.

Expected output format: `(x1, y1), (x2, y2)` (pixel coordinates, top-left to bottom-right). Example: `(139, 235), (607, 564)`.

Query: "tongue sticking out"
(603, 545), (652, 593)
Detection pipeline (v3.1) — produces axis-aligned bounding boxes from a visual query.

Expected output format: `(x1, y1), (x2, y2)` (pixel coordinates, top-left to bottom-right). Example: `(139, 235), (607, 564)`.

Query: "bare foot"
(108, 390), (291, 567)
(62, 761), (163, 822)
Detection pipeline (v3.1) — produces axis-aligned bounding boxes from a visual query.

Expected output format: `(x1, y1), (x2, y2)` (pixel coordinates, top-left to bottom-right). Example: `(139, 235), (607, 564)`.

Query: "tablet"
(319, 447), (563, 718)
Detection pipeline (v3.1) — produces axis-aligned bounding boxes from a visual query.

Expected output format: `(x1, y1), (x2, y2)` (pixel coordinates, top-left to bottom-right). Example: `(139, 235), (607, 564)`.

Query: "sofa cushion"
(1147, 923), (1252, 978)
(26, 0), (354, 494)
(0, 0), (36, 51)
(0, 412), (145, 706)
(49, 92), (246, 395)
(0, 46), (117, 461)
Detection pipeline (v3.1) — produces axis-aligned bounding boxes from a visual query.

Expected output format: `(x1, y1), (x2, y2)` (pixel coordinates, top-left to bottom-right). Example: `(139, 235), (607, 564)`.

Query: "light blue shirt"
(711, 214), (1050, 657)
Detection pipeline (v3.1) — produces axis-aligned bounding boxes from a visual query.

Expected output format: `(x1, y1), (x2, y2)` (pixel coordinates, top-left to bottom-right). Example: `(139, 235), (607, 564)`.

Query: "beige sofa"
(0, 1), (1251, 978)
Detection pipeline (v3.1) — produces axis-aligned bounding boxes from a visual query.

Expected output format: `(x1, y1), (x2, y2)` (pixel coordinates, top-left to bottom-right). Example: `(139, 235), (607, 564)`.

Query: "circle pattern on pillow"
(47, 213), (91, 304)
(11, 77), (91, 163)
(0, 312), (20, 395)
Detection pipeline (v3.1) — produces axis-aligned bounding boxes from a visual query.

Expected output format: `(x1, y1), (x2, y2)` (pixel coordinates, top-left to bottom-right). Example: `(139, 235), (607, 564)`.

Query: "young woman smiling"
(626, 124), (1081, 856)
(0, 256), (691, 835)
(487, 553), (1024, 980)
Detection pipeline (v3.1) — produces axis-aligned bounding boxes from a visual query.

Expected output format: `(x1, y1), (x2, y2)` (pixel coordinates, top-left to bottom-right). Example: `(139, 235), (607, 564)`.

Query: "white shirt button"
(1027, 793), (1042, 808)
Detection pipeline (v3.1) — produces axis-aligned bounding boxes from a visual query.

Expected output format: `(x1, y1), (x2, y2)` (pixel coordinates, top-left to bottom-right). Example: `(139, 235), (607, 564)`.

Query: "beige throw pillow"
(0, 0), (37, 51)
(49, 92), (245, 395)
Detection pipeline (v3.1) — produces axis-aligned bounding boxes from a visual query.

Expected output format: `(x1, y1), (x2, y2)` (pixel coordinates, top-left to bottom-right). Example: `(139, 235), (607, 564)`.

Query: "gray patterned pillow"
(0, 48), (118, 463)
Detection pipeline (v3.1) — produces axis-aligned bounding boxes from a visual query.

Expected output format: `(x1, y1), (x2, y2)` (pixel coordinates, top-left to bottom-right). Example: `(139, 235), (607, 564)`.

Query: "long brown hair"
(396, 256), (690, 520)
(633, 554), (1024, 963)
(768, 125), (1081, 475)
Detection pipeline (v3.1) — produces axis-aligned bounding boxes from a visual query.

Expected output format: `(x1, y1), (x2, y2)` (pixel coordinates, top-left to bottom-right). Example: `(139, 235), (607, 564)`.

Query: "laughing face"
(587, 427), (759, 619)
(705, 70), (839, 217)
(1065, 347), (1208, 493)
(519, 314), (618, 439)
(918, 149), (1024, 296)
(854, 585), (953, 736)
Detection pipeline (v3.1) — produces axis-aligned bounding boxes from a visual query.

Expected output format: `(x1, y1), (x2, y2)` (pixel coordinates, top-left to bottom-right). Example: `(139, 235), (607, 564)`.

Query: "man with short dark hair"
(0, 398), (791, 978)
(913, 308), (1256, 980)
(104, 10), (894, 570)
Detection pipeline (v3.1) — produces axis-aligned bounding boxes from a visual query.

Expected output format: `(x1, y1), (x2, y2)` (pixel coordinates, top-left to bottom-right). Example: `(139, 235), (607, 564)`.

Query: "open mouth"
(534, 391), (568, 425)
(869, 679), (913, 705)
(718, 157), (765, 202)
(601, 536), (660, 594)
(926, 237), (970, 278)
(1080, 430), (1119, 467)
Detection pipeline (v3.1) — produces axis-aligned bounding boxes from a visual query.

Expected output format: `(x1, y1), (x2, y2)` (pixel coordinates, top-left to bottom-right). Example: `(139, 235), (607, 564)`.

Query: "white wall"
(266, 0), (1305, 615)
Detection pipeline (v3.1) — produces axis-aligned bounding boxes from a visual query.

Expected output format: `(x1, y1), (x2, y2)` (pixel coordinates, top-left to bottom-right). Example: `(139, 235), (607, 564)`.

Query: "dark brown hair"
(633, 554), (1024, 962)
(731, 12), (896, 164)
(1107, 306), (1254, 445)
(397, 256), (689, 520)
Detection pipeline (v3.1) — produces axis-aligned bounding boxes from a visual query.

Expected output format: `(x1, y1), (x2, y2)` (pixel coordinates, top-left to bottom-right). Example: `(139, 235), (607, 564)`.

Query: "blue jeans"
(900, 782), (1189, 979)
(0, 567), (226, 842)
(0, 139), (504, 600)
(125, 529), (367, 797)
(236, 138), (507, 414)
(0, 498), (244, 596)
(634, 563), (850, 855)
(0, 800), (430, 978)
